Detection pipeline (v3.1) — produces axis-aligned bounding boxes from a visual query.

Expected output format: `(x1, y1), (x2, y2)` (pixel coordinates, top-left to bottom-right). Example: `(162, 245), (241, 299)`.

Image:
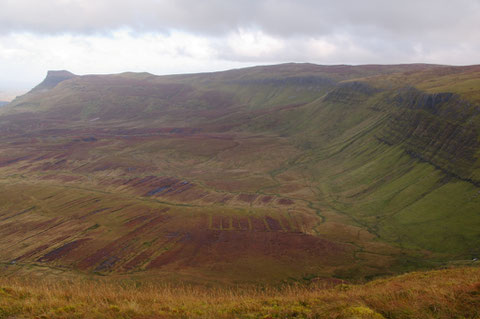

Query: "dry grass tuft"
(0, 267), (479, 318)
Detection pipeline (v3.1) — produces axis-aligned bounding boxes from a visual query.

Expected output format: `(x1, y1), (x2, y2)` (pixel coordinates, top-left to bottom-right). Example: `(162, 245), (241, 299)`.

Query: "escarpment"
(379, 88), (480, 184)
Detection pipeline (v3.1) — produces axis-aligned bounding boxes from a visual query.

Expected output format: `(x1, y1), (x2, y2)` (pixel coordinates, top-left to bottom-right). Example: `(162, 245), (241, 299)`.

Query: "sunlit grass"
(0, 267), (479, 318)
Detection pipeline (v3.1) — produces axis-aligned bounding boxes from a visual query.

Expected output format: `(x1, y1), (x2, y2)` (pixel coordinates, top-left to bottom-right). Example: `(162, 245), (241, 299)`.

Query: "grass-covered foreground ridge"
(0, 267), (479, 319)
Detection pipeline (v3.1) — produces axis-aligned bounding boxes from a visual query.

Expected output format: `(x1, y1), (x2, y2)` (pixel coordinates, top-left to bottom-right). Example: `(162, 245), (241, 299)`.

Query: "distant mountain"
(0, 63), (479, 284)
(0, 101), (8, 107)
(29, 70), (77, 93)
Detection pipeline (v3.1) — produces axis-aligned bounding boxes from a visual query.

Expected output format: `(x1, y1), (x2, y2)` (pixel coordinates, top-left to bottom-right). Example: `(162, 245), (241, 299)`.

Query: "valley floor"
(0, 267), (479, 318)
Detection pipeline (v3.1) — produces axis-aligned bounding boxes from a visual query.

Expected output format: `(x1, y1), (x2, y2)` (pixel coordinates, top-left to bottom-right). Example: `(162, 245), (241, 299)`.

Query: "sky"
(1, 0), (480, 98)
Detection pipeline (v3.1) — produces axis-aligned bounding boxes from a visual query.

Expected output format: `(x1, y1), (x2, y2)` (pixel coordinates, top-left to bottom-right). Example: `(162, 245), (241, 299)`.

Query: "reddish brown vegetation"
(38, 239), (91, 262)
(277, 198), (294, 205)
(250, 217), (267, 232)
(78, 213), (169, 271)
(123, 215), (151, 227)
(211, 215), (222, 230)
(122, 250), (154, 270)
(261, 196), (273, 204)
(236, 194), (258, 203)
(15, 245), (50, 261)
(265, 216), (283, 231)
(221, 216), (231, 230)
(147, 229), (349, 270)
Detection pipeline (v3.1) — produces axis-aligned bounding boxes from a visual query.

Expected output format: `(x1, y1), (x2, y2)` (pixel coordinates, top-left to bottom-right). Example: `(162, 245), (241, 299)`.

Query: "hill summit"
(30, 70), (77, 92)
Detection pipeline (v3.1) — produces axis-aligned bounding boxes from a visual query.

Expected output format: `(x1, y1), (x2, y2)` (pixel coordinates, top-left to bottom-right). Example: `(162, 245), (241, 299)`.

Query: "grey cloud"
(1, 0), (479, 38)
(2, 0), (480, 67)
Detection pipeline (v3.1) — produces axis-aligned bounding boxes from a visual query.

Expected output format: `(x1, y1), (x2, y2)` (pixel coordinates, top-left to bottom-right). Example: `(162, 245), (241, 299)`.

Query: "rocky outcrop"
(30, 70), (77, 92)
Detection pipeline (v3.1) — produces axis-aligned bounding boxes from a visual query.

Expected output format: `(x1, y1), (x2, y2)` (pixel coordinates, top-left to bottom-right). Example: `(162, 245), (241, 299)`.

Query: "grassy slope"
(0, 63), (479, 284)
(0, 266), (479, 318)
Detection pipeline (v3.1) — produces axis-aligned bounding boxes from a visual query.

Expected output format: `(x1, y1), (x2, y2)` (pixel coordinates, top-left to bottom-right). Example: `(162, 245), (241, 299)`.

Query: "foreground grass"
(1, 267), (479, 318)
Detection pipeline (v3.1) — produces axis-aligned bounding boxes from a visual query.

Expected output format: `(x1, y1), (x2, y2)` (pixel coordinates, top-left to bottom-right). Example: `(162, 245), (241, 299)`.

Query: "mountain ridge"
(29, 70), (77, 93)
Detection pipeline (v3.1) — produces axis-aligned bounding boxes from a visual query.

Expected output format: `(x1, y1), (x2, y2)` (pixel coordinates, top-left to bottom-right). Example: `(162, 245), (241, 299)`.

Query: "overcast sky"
(1, 0), (480, 98)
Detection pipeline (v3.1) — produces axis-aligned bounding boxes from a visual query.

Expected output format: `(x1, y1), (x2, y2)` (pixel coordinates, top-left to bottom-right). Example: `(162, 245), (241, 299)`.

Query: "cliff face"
(323, 81), (380, 104)
(379, 87), (480, 183)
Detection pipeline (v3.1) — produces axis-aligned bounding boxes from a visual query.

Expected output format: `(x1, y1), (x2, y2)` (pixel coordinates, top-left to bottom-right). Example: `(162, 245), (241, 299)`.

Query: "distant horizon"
(3, 60), (480, 100)
(2, 0), (480, 97)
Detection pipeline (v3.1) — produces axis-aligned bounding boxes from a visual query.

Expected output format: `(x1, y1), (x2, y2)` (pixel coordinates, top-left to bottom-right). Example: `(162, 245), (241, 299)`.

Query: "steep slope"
(0, 63), (479, 283)
(30, 70), (78, 92)
(241, 66), (480, 256)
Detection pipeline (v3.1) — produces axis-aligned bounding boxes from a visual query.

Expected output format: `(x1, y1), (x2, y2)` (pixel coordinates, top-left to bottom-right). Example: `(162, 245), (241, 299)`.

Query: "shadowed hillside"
(0, 63), (479, 284)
